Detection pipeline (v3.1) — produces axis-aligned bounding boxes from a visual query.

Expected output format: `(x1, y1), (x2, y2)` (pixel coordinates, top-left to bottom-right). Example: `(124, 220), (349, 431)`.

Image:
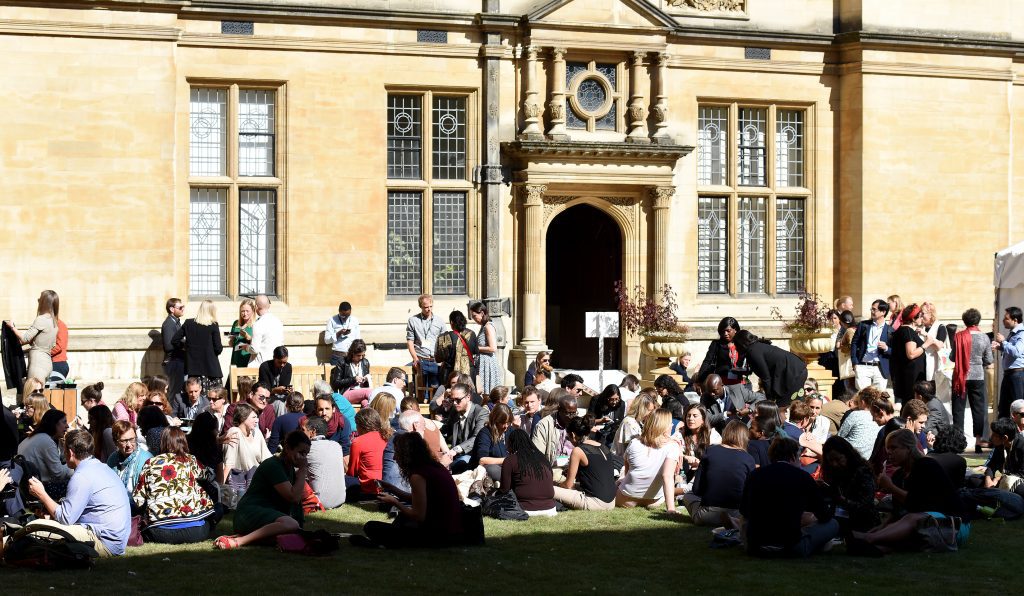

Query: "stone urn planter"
(640, 331), (689, 381)
(788, 328), (834, 363)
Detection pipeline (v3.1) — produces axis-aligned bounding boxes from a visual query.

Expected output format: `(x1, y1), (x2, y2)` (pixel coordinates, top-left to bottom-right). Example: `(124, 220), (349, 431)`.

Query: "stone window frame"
(564, 59), (625, 133)
(696, 101), (813, 297)
(186, 80), (286, 300)
(385, 87), (478, 298)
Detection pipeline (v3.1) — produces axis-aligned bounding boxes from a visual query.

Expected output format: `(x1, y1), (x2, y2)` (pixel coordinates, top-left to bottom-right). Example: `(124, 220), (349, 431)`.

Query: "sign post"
(585, 312), (620, 388)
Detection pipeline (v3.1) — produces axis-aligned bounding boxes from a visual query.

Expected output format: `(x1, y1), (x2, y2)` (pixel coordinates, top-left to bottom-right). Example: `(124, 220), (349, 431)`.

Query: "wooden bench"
(229, 366), (259, 402)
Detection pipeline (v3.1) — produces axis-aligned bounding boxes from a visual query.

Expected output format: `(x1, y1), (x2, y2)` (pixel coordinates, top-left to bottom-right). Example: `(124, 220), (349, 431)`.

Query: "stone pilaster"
(649, 186), (675, 291)
(651, 52), (671, 144)
(519, 45), (544, 140)
(546, 47), (568, 140)
(626, 51), (650, 143)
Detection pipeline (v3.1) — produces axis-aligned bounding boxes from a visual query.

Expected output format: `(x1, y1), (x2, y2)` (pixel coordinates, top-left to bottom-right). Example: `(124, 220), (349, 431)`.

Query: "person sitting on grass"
(133, 427), (217, 544)
(350, 432), (464, 549)
(107, 419), (152, 496)
(867, 398), (902, 475)
(838, 387), (884, 460)
(678, 403), (721, 483)
(819, 436), (879, 535)
(683, 419), (755, 528)
(746, 401), (784, 468)
(612, 391), (657, 458)
(220, 403), (271, 489)
(214, 430), (310, 550)
(502, 428), (556, 516)
(983, 417), (1024, 493)
(301, 416), (347, 509)
(346, 407), (390, 502)
(470, 403), (513, 481)
(849, 429), (970, 555)
(616, 409), (680, 514)
(739, 436), (838, 557)
(23, 429), (131, 557)
(552, 415), (617, 511)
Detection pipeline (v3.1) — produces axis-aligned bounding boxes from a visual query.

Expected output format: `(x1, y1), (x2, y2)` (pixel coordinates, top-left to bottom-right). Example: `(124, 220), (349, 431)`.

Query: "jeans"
(998, 370), (1024, 419)
(51, 361), (69, 380)
(789, 519), (840, 557)
(144, 522), (211, 545)
(449, 455), (472, 475)
(953, 379), (987, 437)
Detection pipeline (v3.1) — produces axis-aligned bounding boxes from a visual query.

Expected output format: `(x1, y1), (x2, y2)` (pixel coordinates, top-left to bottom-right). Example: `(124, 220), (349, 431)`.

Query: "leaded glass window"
(238, 90), (275, 176)
(775, 198), (805, 293)
(698, 106), (728, 185)
(775, 110), (804, 187)
(565, 60), (621, 133)
(387, 191), (423, 295)
(387, 95), (422, 179)
(738, 108), (767, 186)
(190, 88), (226, 176)
(432, 96), (466, 180)
(239, 189), (277, 296)
(737, 197), (766, 294)
(189, 188), (227, 296)
(698, 196), (728, 294)
(432, 192), (466, 295)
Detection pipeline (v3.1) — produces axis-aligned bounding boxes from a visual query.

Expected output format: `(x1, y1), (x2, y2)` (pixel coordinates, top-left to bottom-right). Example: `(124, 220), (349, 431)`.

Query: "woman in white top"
(616, 409), (680, 512)
(220, 403), (271, 484)
(612, 392), (657, 457)
(5, 290), (60, 383)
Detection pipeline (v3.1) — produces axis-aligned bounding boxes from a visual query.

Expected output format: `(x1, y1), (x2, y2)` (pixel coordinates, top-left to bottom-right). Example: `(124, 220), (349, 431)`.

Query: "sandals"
(214, 535), (240, 550)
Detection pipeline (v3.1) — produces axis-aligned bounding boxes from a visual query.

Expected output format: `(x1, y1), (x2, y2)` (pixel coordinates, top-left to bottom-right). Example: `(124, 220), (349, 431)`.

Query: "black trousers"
(953, 380), (987, 437)
(164, 358), (185, 402)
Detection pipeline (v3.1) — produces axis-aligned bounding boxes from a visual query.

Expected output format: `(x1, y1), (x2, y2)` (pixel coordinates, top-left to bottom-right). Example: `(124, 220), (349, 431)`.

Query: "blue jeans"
(789, 519), (840, 557)
(999, 370), (1024, 419)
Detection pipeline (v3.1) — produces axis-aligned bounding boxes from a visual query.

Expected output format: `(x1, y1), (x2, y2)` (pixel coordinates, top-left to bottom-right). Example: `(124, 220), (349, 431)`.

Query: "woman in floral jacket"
(133, 427), (217, 544)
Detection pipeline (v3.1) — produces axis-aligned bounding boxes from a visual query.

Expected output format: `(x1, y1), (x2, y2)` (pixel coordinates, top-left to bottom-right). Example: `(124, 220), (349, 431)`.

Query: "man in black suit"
(442, 383), (489, 473)
(701, 374), (760, 433)
(170, 377), (211, 420)
(161, 298), (186, 402)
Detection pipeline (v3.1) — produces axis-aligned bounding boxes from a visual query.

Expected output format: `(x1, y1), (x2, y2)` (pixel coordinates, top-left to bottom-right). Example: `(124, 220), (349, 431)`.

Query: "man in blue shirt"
(993, 307), (1024, 419)
(26, 429), (131, 556)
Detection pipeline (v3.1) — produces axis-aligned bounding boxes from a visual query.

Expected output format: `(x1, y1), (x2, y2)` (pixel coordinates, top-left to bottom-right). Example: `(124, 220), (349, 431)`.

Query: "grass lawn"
(2, 495), (1019, 596)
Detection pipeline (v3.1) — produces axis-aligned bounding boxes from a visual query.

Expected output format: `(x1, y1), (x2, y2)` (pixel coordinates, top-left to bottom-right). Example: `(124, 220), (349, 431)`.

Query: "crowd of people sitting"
(2, 292), (1022, 560)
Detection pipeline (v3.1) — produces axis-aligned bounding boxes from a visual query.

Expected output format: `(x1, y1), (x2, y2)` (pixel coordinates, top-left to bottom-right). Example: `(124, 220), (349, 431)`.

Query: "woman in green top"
(214, 430), (310, 549)
(228, 298), (256, 368)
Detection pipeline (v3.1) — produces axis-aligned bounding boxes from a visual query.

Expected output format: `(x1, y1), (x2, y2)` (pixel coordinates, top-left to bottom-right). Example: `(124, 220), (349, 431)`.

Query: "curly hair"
(931, 424), (967, 455)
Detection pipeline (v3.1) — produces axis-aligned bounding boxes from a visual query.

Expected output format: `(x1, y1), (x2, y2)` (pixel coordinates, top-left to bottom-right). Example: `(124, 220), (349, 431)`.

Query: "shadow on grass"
(1, 508), (1019, 595)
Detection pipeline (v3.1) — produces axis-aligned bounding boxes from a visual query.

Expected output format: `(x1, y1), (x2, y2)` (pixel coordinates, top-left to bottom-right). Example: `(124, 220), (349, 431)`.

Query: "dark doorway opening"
(545, 203), (622, 371)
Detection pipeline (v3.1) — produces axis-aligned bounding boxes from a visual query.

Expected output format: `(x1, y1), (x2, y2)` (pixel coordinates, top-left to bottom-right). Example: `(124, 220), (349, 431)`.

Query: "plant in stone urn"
(771, 291), (833, 358)
(614, 281), (689, 367)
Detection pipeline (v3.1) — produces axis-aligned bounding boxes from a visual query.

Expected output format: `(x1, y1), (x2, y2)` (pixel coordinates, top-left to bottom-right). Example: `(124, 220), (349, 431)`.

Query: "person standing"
(888, 304), (938, 404)
(161, 298), (186, 403)
(406, 294), (445, 393)
(50, 313), (69, 380)
(850, 299), (893, 392)
(228, 298), (256, 369)
(951, 308), (993, 448)
(993, 306), (1024, 419)
(249, 295), (284, 366)
(469, 301), (501, 394)
(5, 290), (60, 388)
(172, 299), (223, 392)
(325, 301), (360, 366)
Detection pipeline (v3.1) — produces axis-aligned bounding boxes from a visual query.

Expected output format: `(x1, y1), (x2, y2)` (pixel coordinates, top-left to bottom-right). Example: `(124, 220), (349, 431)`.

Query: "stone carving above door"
(660, 0), (748, 18)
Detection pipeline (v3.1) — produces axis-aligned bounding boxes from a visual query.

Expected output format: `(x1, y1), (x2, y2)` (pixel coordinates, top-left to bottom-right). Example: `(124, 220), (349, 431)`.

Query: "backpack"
(481, 490), (529, 521)
(3, 523), (99, 570)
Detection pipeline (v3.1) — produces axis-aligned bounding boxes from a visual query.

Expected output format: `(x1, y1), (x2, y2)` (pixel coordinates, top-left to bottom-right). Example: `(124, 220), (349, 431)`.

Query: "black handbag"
(481, 490), (529, 521)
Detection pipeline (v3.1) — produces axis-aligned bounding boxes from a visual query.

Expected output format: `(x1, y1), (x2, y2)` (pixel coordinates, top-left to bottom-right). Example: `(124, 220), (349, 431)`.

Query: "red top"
(50, 319), (68, 363)
(348, 431), (387, 493)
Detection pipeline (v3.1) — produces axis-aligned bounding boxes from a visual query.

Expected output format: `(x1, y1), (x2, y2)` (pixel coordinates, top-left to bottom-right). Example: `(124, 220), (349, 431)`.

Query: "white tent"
(992, 241), (1024, 432)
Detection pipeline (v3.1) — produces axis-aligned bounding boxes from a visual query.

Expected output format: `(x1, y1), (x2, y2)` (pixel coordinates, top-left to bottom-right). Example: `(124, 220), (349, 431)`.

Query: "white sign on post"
(586, 312), (619, 389)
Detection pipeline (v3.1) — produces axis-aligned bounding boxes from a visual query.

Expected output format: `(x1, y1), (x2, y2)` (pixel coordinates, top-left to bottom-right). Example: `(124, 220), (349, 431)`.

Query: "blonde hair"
(195, 299), (217, 326)
(627, 392), (658, 424)
(887, 295), (904, 315)
(26, 392), (51, 427)
(640, 409), (672, 448)
(121, 382), (147, 412)
(369, 393), (397, 431)
(21, 377), (45, 406)
(238, 298), (256, 323)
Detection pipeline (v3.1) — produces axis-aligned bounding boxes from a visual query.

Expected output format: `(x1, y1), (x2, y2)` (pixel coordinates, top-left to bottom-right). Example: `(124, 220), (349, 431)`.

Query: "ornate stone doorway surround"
(502, 140), (693, 383)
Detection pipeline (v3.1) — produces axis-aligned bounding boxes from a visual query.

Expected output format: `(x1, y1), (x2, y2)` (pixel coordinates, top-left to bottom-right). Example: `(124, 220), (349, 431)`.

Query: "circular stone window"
(569, 73), (613, 119)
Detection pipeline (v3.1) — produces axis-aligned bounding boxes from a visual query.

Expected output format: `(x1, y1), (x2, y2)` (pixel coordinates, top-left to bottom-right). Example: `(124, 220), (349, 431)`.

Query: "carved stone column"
(520, 183), (548, 345)
(519, 45), (544, 140)
(651, 52), (671, 144)
(626, 51), (649, 144)
(649, 186), (675, 291)
(546, 47), (568, 140)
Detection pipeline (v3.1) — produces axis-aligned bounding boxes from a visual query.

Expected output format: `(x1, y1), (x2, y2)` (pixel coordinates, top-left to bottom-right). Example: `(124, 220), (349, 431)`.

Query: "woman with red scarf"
(951, 308), (994, 452)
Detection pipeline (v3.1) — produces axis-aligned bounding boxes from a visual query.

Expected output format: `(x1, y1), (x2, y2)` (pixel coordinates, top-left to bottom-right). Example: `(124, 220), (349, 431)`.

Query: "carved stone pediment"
(660, 0), (748, 19)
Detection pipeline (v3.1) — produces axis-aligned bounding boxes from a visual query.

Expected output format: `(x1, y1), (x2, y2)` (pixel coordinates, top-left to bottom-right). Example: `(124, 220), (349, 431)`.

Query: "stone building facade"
(1, 0), (1022, 390)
